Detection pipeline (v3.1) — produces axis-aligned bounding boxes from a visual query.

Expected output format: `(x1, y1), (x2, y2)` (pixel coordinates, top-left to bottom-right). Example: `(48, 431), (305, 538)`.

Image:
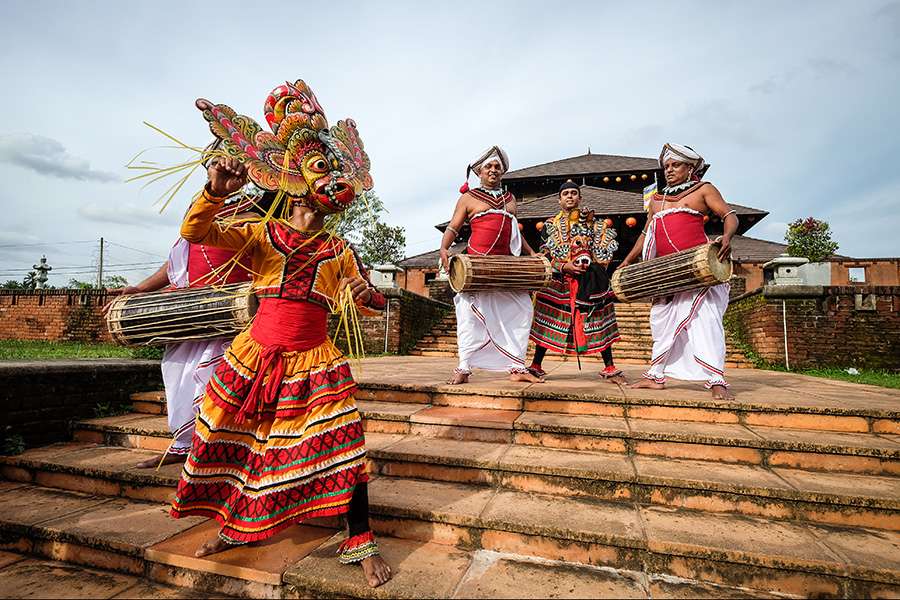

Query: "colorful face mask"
(196, 79), (373, 214)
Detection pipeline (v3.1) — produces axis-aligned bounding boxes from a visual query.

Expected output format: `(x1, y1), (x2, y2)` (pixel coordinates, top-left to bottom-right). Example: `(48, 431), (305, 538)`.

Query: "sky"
(0, 0), (898, 286)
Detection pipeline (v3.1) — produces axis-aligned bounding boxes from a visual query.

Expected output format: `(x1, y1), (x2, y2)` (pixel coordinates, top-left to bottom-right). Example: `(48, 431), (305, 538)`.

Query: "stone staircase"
(411, 303), (755, 369)
(2, 360), (899, 598)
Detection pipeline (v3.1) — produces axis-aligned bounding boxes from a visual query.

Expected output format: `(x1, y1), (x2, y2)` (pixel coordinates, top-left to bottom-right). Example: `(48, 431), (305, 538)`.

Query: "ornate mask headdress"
(196, 79), (373, 214)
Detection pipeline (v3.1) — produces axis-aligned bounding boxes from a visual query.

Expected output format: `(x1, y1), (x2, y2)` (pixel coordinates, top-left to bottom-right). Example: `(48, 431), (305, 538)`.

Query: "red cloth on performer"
(235, 298), (329, 422)
(468, 212), (513, 256)
(188, 243), (252, 287)
(654, 212), (708, 257)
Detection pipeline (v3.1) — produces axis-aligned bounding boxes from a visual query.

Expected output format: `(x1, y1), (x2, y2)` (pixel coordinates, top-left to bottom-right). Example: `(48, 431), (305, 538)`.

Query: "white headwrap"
(470, 145), (509, 175)
(659, 143), (708, 177)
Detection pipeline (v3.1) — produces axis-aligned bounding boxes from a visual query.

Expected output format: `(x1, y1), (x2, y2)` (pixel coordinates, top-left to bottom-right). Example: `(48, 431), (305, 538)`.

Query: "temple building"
(398, 151), (899, 298)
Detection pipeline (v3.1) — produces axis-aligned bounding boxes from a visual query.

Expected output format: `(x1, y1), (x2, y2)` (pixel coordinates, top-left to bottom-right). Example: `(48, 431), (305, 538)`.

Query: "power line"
(0, 240), (96, 249)
(104, 241), (168, 260)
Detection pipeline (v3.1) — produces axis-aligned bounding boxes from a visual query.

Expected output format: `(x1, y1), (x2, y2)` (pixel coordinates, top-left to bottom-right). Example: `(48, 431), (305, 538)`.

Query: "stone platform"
(2, 356), (899, 598)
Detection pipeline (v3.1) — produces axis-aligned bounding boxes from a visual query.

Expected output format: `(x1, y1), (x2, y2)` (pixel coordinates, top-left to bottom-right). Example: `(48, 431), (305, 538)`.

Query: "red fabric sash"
(568, 277), (588, 352)
(188, 244), (252, 287)
(468, 212), (512, 256)
(654, 212), (708, 257)
(235, 298), (329, 422)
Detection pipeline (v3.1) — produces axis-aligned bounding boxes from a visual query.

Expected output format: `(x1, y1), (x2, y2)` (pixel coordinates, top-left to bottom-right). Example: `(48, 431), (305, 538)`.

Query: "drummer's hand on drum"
(439, 248), (451, 273)
(207, 158), (248, 197)
(714, 235), (733, 262)
(339, 276), (372, 306)
(102, 285), (140, 316)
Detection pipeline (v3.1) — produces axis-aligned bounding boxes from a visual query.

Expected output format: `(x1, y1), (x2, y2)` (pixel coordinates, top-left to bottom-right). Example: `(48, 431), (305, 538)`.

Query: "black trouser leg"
(532, 345), (548, 367)
(347, 482), (371, 537)
(601, 346), (614, 368)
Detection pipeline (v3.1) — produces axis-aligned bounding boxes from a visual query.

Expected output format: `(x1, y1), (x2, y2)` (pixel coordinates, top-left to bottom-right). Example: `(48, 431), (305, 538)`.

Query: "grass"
(0, 340), (163, 361)
(794, 367), (900, 390)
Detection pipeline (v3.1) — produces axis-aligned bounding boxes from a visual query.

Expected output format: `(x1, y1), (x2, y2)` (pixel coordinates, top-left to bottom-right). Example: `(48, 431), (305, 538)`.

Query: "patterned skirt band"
(337, 531), (380, 564)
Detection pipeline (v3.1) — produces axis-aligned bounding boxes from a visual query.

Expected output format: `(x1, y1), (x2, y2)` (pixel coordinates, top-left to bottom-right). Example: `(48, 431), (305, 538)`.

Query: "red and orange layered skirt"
(170, 298), (368, 544)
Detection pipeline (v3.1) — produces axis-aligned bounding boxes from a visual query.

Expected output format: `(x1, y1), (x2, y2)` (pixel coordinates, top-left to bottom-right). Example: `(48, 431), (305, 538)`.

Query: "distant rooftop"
(504, 152), (660, 180)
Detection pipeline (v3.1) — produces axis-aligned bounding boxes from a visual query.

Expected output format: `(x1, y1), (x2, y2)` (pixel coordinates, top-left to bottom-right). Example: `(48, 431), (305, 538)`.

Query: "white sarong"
(454, 211), (532, 374)
(162, 239), (229, 453)
(641, 210), (729, 388)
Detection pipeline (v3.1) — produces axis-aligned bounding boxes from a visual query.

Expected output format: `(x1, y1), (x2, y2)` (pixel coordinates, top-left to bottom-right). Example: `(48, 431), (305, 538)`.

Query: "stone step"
(0, 549), (217, 599)
(0, 482), (813, 599)
(12, 435), (898, 533)
(82, 406), (900, 477)
(1, 471), (897, 597)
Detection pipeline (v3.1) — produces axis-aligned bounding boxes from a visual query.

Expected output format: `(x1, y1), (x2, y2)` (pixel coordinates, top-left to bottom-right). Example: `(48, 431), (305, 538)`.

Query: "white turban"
(659, 143), (708, 177)
(470, 145), (510, 175)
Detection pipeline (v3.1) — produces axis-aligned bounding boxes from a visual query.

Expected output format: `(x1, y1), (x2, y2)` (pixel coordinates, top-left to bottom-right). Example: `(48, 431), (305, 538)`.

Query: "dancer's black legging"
(531, 344), (614, 369)
(347, 481), (371, 537)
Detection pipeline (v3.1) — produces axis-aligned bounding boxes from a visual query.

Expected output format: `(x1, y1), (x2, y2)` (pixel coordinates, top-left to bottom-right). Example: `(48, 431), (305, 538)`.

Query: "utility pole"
(97, 237), (104, 288)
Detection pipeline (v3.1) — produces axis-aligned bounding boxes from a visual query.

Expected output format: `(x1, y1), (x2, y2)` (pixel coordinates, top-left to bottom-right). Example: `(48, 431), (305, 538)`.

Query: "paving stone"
(640, 506), (842, 572)
(453, 554), (648, 598)
(363, 432), (406, 451)
(110, 579), (216, 598)
(648, 578), (785, 598)
(3, 442), (96, 464)
(368, 477), (495, 526)
(772, 468), (900, 507)
(0, 550), (26, 569)
(146, 520), (336, 585)
(375, 437), (508, 468)
(747, 426), (900, 456)
(812, 526), (900, 582)
(633, 456), (793, 496)
(0, 558), (137, 598)
(284, 534), (472, 599)
(358, 401), (426, 421)
(411, 406), (521, 429)
(37, 497), (205, 555)
(0, 485), (108, 528)
(627, 419), (761, 443)
(0, 482), (27, 495)
(514, 412), (629, 435)
(76, 413), (155, 429)
(481, 490), (644, 547)
(498, 445), (635, 481)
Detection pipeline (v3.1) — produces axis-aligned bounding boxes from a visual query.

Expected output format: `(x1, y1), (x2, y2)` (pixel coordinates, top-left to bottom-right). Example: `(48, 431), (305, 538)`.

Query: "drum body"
(106, 282), (257, 346)
(611, 242), (732, 303)
(449, 254), (552, 293)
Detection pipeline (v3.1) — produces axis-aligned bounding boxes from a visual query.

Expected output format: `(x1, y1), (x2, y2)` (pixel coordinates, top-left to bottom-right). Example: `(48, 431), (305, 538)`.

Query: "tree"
(22, 271), (37, 290)
(67, 275), (129, 290)
(327, 190), (385, 244)
(785, 217), (839, 263)
(358, 221), (406, 266)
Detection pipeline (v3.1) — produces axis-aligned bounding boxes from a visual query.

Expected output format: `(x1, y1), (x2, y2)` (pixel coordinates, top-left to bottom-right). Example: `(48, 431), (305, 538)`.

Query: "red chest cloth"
(468, 212), (512, 256)
(188, 243), (252, 287)
(236, 297), (329, 423)
(654, 212), (708, 257)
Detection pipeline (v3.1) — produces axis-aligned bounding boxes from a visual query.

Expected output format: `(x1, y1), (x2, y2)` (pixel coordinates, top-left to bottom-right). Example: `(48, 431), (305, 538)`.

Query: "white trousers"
(454, 290), (533, 373)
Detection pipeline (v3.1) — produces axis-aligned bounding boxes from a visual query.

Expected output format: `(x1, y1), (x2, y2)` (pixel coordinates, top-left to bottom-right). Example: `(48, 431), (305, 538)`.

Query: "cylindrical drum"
(106, 282), (257, 346)
(449, 254), (552, 294)
(611, 242), (732, 303)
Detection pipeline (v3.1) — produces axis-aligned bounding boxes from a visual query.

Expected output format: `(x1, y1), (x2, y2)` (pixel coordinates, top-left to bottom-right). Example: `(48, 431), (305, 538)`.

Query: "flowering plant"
(785, 217), (839, 262)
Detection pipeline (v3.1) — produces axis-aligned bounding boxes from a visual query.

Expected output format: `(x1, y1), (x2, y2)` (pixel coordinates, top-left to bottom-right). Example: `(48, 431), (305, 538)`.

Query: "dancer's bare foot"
(510, 371), (545, 383)
(360, 555), (392, 588)
(710, 385), (735, 400)
(134, 452), (187, 469)
(629, 379), (665, 390)
(195, 536), (231, 557)
(446, 371), (469, 385)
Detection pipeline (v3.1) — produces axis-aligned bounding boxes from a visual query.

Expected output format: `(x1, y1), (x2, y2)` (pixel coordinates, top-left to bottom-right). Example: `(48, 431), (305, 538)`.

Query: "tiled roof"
(504, 153), (659, 180)
(398, 242), (466, 268)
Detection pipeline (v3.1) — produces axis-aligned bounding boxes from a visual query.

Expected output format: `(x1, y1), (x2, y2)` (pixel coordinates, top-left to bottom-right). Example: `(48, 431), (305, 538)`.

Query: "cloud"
(0, 133), (119, 182)
(0, 230), (40, 245)
(77, 201), (179, 227)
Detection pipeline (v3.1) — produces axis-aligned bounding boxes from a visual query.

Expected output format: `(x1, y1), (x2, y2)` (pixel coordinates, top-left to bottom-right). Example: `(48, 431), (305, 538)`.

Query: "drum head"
(448, 255), (468, 293)
(707, 243), (734, 282)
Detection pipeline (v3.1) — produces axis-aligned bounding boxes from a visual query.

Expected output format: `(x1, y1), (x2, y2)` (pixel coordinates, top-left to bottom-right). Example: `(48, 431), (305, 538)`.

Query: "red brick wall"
(0, 289), (119, 343)
(725, 286), (900, 370)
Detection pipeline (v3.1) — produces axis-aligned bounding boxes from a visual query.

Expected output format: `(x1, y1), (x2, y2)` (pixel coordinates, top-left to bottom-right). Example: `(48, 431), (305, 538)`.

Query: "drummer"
(620, 143), (738, 400)
(528, 180), (624, 383)
(121, 192), (263, 469)
(439, 146), (544, 385)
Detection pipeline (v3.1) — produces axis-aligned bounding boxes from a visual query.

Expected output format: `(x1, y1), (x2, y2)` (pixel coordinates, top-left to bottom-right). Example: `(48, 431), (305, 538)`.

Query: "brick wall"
(1, 360), (162, 450)
(725, 286), (900, 370)
(0, 289), (119, 343)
